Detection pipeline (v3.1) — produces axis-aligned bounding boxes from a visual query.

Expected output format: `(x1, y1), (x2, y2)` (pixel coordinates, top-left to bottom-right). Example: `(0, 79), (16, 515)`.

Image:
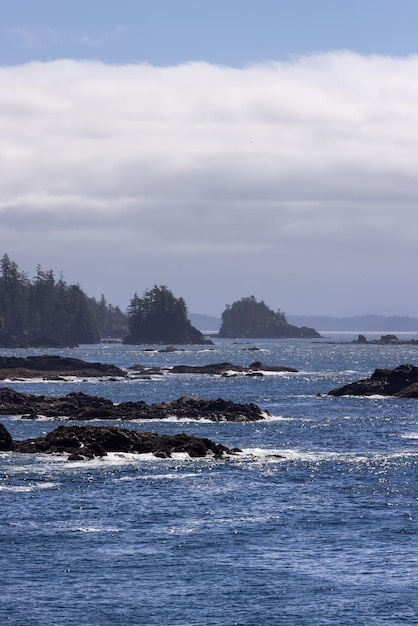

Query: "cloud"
(5, 26), (60, 50)
(1, 52), (418, 315)
(4, 25), (126, 51)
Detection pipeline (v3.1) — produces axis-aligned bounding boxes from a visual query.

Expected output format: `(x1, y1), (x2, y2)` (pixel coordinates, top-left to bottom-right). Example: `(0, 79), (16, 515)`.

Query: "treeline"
(0, 254), (127, 347)
(0, 254), (323, 347)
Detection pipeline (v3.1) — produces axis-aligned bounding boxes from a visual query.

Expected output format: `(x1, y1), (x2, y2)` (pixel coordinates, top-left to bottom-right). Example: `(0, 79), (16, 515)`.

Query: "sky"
(1, 0), (418, 317)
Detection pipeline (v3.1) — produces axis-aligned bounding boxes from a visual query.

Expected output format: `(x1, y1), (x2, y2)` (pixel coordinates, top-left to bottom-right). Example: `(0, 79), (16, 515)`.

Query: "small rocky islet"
(328, 364), (418, 397)
(0, 355), (298, 380)
(0, 355), (126, 380)
(0, 422), (241, 460)
(0, 388), (268, 422)
(129, 360), (298, 378)
(352, 334), (418, 345)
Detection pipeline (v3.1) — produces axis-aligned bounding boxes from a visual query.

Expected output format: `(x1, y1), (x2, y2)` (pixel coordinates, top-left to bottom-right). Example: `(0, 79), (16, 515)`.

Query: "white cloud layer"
(1, 52), (418, 316)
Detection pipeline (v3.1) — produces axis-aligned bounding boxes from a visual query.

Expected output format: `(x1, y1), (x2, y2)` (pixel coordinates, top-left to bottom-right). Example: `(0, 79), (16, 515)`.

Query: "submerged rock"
(328, 364), (418, 397)
(1, 423), (241, 460)
(0, 389), (268, 422)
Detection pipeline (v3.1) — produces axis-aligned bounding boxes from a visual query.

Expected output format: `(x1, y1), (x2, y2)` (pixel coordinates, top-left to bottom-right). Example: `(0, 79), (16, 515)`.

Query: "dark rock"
(127, 361), (297, 377)
(0, 355), (126, 379)
(0, 330), (77, 349)
(8, 424), (240, 460)
(355, 334), (367, 343)
(0, 423), (14, 450)
(158, 346), (182, 353)
(169, 361), (298, 375)
(350, 334), (418, 345)
(328, 364), (418, 397)
(0, 388), (268, 422)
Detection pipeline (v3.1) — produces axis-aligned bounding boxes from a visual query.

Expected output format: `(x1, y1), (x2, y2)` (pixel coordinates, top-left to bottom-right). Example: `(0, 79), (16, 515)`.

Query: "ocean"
(1, 333), (417, 625)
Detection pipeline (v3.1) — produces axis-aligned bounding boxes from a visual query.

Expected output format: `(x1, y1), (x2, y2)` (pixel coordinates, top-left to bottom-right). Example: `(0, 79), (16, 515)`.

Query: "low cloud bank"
(1, 53), (417, 315)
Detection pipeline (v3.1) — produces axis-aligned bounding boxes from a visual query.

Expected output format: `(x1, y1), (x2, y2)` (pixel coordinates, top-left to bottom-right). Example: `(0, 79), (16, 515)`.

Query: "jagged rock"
(0, 423), (14, 451)
(328, 364), (418, 397)
(0, 355), (126, 379)
(1, 423), (241, 460)
(128, 361), (298, 377)
(0, 388), (268, 422)
(351, 334), (418, 345)
(354, 334), (367, 343)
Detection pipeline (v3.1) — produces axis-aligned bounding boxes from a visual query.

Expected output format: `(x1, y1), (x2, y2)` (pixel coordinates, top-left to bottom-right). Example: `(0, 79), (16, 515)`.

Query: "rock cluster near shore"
(0, 423), (241, 460)
(328, 364), (418, 397)
(129, 361), (298, 377)
(0, 388), (268, 422)
(0, 355), (298, 380)
(352, 334), (418, 345)
(0, 355), (125, 379)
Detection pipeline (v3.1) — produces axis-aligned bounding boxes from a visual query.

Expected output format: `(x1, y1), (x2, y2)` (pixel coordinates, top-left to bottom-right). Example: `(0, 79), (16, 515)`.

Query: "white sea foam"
(66, 526), (124, 533)
(261, 413), (290, 421)
(158, 415), (215, 423)
(4, 375), (126, 384)
(235, 447), (347, 462)
(116, 471), (198, 482)
(0, 481), (59, 492)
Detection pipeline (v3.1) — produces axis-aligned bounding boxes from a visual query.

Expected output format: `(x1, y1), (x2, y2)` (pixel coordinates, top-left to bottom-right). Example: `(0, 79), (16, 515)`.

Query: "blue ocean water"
(1, 334), (418, 625)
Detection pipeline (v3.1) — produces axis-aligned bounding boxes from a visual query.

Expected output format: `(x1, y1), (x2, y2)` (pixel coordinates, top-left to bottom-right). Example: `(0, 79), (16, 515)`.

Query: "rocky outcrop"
(328, 364), (418, 397)
(0, 389), (268, 422)
(169, 361), (298, 375)
(0, 355), (126, 379)
(128, 361), (298, 377)
(218, 296), (322, 339)
(0, 422), (14, 450)
(352, 334), (418, 345)
(0, 423), (241, 460)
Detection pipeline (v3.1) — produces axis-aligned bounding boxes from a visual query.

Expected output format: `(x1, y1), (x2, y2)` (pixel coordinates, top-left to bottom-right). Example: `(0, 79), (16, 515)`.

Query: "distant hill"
(191, 313), (418, 333)
(287, 314), (418, 332)
(189, 313), (221, 332)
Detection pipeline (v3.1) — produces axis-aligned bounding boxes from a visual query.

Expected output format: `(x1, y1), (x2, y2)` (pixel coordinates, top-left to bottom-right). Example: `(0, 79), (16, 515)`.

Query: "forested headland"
(0, 255), (321, 346)
(0, 254), (127, 347)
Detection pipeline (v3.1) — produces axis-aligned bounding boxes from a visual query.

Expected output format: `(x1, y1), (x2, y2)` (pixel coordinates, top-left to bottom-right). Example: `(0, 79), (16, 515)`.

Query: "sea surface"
(1, 333), (418, 625)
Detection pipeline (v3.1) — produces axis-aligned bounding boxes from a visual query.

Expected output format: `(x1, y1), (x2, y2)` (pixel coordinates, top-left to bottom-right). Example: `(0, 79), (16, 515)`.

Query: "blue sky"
(1, 1), (418, 317)
(2, 0), (418, 66)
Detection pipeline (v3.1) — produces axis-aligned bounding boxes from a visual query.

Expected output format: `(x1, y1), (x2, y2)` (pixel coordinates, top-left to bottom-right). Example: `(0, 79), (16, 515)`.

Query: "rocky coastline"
(0, 355), (126, 380)
(328, 364), (418, 397)
(0, 422), (241, 460)
(129, 361), (298, 377)
(352, 334), (418, 345)
(0, 388), (268, 422)
(0, 355), (298, 380)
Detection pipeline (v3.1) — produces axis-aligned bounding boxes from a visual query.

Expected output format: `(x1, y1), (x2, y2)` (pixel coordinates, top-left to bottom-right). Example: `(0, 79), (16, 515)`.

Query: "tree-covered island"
(124, 285), (210, 345)
(0, 255), (320, 346)
(218, 296), (321, 339)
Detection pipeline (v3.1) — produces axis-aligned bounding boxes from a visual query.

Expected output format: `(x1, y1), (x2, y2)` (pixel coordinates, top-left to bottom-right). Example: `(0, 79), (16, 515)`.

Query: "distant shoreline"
(189, 313), (418, 333)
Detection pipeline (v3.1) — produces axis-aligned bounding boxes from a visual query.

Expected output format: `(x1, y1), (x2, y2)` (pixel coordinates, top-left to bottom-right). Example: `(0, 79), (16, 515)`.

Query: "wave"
(66, 526), (123, 533)
(1, 375), (126, 385)
(3, 444), (416, 471)
(0, 481), (59, 492)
